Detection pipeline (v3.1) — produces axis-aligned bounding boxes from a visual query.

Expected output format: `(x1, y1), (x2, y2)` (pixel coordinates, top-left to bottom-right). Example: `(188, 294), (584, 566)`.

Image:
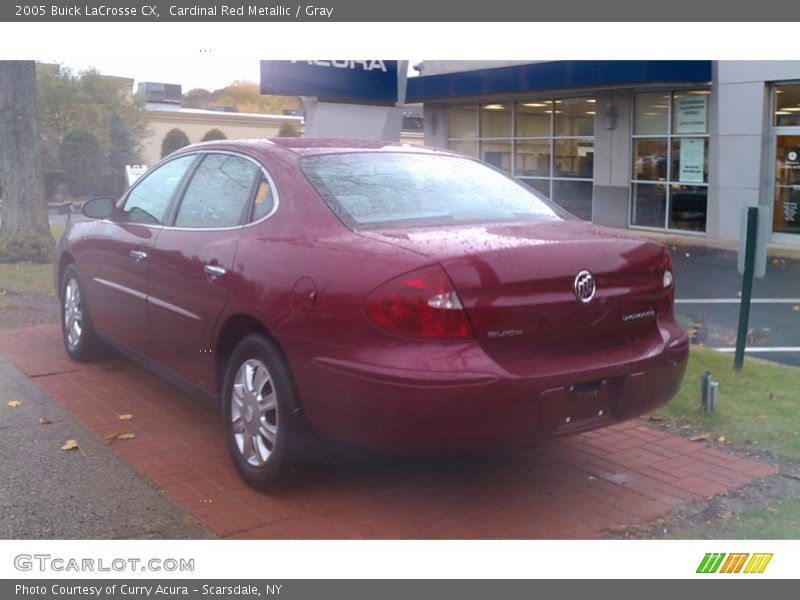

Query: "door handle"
(204, 264), (227, 277)
(130, 250), (147, 262)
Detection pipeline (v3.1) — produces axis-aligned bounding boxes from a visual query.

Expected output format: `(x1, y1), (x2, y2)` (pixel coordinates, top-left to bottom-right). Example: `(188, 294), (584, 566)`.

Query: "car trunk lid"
(359, 220), (669, 362)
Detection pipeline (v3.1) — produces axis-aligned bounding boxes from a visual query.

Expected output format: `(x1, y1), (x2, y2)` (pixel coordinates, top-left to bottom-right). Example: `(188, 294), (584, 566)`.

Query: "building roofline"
(407, 60), (713, 103)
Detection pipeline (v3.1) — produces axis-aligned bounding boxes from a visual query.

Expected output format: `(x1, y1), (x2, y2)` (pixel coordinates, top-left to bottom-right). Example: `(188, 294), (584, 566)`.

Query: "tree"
(37, 64), (149, 188)
(277, 122), (299, 137)
(0, 61), (53, 261)
(107, 110), (136, 196)
(201, 128), (227, 141)
(61, 128), (103, 198)
(183, 82), (300, 115)
(161, 128), (190, 157)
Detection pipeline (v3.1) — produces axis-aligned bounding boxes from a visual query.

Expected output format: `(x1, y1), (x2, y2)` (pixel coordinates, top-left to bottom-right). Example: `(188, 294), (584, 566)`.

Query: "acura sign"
(260, 60), (400, 105)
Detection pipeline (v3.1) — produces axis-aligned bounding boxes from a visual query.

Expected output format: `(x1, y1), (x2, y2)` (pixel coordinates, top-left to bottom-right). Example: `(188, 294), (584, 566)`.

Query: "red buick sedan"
(55, 139), (689, 489)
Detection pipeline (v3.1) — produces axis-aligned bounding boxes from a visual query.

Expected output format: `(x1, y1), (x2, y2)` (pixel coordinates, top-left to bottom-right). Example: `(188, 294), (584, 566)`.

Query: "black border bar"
(1, 579), (789, 600)
(3, 1), (800, 21)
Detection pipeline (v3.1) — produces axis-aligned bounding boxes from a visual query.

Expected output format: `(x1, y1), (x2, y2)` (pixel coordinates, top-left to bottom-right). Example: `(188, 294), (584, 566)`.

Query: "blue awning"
(407, 60), (712, 103)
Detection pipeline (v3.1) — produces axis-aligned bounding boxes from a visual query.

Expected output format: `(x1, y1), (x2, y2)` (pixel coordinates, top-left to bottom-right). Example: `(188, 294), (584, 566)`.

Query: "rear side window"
(174, 154), (260, 228)
(121, 155), (196, 224)
(250, 175), (276, 222)
(299, 152), (566, 229)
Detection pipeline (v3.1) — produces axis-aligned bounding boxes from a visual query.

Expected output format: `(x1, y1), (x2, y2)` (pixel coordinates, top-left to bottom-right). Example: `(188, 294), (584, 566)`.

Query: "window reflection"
(775, 84), (800, 127)
(554, 97), (595, 137)
(555, 139), (593, 178)
(632, 90), (710, 232)
(669, 185), (707, 232)
(446, 97), (595, 221)
(634, 92), (669, 135)
(515, 100), (552, 137)
(553, 180), (593, 221)
(480, 103), (512, 137)
(447, 140), (478, 158)
(521, 178), (551, 198)
(446, 106), (478, 139)
(515, 139), (550, 177)
(480, 140), (512, 172)
(633, 139), (668, 181)
(631, 183), (667, 228)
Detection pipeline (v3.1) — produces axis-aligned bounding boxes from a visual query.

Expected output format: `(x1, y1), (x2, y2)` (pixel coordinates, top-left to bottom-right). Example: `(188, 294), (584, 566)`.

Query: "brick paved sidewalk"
(0, 325), (777, 539)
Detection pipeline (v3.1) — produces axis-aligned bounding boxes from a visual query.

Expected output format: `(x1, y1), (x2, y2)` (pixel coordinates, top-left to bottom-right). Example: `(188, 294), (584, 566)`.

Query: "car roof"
(175, 138), (453, 159)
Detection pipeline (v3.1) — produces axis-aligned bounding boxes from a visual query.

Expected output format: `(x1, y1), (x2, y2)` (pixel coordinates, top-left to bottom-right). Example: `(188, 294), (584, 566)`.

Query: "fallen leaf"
(117, 414), (132, 421)
(60, 439), (79, 451)
(717, 435), (727, 443)
(37, 417), (52, 425)
(767, 507), (779, 515)
(690, 434), (709, 442)
(719, 511), (733, 521)
(106, 432), (136, 444)
(7, 400), (21, 408)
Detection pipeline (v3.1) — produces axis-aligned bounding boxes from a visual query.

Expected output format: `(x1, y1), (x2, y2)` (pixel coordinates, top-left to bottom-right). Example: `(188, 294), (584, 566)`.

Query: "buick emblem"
(573, 270), (596, 303)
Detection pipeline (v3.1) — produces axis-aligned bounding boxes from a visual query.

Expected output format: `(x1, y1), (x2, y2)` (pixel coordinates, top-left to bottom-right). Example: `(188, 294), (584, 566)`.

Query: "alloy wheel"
(63, 278), (83, 348)
(230, 358), (279, 467)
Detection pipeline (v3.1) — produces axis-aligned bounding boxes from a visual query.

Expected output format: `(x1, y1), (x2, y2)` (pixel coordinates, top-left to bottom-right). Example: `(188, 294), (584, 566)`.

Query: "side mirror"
(82, 197), (116, 219)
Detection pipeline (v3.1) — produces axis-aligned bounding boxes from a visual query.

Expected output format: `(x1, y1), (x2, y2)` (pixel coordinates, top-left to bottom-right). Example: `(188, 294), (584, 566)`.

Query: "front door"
(770, 83), (800, 242)
(773, 134), (800, 236)
(83, 154), (197, 353)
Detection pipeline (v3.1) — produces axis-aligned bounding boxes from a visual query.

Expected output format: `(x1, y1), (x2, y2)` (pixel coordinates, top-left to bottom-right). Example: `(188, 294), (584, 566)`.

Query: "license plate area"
(541, 378), (619, 434)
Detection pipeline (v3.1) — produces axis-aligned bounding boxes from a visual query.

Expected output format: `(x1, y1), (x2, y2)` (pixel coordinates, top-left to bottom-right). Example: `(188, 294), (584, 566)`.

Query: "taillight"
(365, 265), (473, 339)
(658, 251), (675, 315)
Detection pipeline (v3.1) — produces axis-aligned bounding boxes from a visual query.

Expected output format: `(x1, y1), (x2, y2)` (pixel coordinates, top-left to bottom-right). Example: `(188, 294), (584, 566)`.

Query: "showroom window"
(630, 89), (710, 232)
(445, 97), (595, 221)
(770, 83), (800, 236)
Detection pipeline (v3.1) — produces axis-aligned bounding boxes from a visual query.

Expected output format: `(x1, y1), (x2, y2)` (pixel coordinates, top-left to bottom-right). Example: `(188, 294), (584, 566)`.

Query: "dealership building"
(407, 60), (800, 250)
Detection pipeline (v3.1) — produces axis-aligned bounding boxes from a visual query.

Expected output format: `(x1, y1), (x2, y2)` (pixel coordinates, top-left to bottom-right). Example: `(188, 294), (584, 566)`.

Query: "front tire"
(60, 263), (101, 361)
(222, 334), (301, 490)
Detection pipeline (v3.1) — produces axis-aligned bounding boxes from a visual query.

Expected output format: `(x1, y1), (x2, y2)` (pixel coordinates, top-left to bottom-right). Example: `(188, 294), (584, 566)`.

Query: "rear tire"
(222, 334), (302, 490)
(60, 263), (101, 361)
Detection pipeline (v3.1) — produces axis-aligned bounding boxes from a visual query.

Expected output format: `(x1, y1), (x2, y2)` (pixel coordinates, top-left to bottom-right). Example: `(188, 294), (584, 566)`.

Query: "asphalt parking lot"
(668, 245), (800, 367)
(0, 324), (777, 539)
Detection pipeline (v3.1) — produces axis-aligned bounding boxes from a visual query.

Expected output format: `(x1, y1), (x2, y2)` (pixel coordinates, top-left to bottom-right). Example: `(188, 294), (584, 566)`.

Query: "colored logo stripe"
(719, 553), (749, 573)
(744, 553), (773, 574)
(697, 553), (726, 573)
(697, 553), (773, 574)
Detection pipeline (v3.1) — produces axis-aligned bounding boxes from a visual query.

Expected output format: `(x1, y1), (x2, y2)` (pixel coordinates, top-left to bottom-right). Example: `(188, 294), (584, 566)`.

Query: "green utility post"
(733, 207), (758, 371)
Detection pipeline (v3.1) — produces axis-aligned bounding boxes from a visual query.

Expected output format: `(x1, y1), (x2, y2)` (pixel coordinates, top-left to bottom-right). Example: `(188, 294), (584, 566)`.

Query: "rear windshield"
(299, 152), (567, 230)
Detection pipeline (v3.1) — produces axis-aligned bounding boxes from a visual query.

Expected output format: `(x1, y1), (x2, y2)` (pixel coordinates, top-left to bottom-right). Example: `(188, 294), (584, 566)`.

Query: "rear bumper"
(299, 318), (689, 455)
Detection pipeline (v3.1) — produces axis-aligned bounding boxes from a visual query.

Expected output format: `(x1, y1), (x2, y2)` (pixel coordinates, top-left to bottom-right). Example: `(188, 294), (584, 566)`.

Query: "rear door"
(83, 155), (197, 353)
(146, 152), (265, 389)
